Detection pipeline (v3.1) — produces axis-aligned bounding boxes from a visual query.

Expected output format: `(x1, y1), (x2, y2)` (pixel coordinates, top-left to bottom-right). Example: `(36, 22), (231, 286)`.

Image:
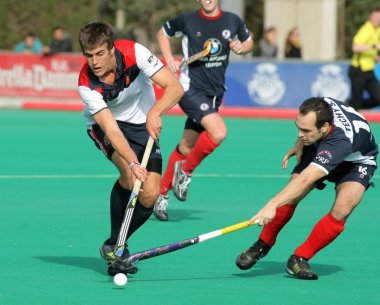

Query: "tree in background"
(0, 0), (378, 59)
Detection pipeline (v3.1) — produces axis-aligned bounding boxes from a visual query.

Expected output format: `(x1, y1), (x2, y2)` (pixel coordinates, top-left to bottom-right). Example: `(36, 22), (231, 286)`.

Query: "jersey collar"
(198, 9), (223, 20)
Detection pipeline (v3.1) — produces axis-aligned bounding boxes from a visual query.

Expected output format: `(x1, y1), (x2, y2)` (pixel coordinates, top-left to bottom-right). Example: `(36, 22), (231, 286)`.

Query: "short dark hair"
(370, 6), (380, 14)
(299, 97), (333, 129)
(78, 21), (114, 53)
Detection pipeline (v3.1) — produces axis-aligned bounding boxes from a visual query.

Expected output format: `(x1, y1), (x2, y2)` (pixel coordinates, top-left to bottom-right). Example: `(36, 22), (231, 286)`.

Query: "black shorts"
(293, 146), (376, 190)
(87, 121), (162, 174)
(179, 89), (224, 133)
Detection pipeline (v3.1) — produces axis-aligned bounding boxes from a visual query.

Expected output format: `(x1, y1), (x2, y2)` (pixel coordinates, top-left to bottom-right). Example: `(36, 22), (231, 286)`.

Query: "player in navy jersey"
(78, 21), (183, 275)
(153, 0), (254, 221)
(236, 97), (378, 280)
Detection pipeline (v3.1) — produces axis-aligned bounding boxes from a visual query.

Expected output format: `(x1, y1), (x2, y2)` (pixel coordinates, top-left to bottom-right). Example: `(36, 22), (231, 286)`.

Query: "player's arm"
(156, 28), (179, 74)
(352, 28), (380, 52)
(282, 138), (304, 169)
(250, 165), (326, 226)
(92, 109), (147, 181)
(229, 36), (254, 55)
(146, 67), (184, 140)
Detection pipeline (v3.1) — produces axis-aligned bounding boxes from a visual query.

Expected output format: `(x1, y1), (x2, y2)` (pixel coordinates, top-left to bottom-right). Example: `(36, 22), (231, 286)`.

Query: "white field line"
(0, 173), (379, 179)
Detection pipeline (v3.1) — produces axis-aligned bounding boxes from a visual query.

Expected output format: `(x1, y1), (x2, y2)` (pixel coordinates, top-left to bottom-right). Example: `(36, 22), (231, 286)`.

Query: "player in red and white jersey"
(78, 21), (183, 275)
(153, 0), (254, 221)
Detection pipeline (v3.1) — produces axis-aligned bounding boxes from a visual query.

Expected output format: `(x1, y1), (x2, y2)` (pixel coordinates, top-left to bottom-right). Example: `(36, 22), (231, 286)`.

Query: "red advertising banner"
(0, 52), (166, 99)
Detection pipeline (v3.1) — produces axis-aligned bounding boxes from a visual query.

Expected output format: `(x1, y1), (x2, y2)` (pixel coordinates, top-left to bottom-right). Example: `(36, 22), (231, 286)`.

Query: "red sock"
(295, 213), (345, 260)
(181, 131), (219, 174)
(259, 204), (296, 247)
(161, 145), (186, 195)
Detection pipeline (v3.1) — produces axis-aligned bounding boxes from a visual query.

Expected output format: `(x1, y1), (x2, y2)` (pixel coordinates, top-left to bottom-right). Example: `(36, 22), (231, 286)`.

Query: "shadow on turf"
(150, 208), (206, 222)
(35, 256), (106, 274)
(232, 260), (342, 278)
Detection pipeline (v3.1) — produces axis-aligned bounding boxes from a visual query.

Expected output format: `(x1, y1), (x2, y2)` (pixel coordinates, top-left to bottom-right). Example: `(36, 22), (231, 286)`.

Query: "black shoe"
(235, 239), (271, 270)
(99, 240), (138, 275)
(285, 255), (318, 280)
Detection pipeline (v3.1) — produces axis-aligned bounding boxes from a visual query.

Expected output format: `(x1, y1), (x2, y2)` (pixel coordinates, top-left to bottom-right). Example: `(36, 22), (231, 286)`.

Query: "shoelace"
(156, 197), (168, 211)
(178, 176), (191, 194)
(296, 257), (311, 271)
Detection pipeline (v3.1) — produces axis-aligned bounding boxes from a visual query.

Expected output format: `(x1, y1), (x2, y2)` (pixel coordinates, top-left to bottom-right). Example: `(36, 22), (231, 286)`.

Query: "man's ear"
(321, 122), (331, 133)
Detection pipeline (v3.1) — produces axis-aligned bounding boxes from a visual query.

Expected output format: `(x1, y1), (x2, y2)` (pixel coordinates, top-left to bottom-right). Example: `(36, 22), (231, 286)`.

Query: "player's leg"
(235, 174), (314, 270)
(181, 112), (226, 174)
(236, 146), (317, 271)
(288, 164), (375, 280)
(172, 92), (225, 201)
(347, 66), (366, 110)
(364, 72), (380, 108)
(153, 127), (199, 221)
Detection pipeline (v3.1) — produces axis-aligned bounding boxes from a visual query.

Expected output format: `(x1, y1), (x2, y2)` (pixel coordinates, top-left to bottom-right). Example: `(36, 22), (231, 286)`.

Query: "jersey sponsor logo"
(208, 38), (222, 56)
(316, 150), (333, 164)
(247, 63), (285, 106)
(200, 103), (209, 111)
(202, 39), (225, 68)
(222, 30), (231, 39)
(311, 64), (350, 101)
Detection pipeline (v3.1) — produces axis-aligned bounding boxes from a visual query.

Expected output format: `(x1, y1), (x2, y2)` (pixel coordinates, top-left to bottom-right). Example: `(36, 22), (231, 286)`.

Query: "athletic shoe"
(285, 255), (318, 280)
(99, 240), (138, 275)
(172, 160), (191, 201)
(235, 239), (271, 270)
(153, 194), (169, 221)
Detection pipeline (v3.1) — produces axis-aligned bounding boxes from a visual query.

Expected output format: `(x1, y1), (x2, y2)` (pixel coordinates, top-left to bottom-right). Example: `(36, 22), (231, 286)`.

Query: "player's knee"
(209, 129), (227, 144)
(139, 188), (160, 208)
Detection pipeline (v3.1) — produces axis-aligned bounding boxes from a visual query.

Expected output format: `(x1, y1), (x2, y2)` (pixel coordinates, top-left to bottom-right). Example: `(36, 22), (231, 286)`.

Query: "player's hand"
(146, 109), (162, 140)
(166, 59), (181, 74)
(229, 38), (243, 54)
(248, 205), (277, 226)
(130, 161), (148, 183)
(282, 140), (304, 169)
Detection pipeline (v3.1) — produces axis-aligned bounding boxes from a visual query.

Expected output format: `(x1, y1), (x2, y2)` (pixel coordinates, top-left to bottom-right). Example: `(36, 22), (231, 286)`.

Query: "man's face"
(83, 43), (115, 78)
(198, 0), (219, 13)
(370, 11), (380, 26)
(295, 111), (328, 146)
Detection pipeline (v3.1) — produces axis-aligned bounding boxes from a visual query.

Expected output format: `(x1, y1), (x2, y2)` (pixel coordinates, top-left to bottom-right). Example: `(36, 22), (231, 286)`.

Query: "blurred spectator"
(284, 27), (302, 58)
(14, 32), (43, 54)
(43, 26), (73, 54)
(258, 26), (278, 58)
(348, 7), (380, 110)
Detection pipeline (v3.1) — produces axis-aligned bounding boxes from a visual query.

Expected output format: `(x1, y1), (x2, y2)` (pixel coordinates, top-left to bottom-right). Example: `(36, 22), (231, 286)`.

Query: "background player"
(236, 97), (377, 280)
(153, 0), (254, 221)
(78, 21), (183, 275)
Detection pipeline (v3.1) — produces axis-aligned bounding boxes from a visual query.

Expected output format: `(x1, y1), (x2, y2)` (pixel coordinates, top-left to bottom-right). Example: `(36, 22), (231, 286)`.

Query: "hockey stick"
(114, 136), (155, 258)
(179, 41), (212, 69)
(126, 220), (258, 264)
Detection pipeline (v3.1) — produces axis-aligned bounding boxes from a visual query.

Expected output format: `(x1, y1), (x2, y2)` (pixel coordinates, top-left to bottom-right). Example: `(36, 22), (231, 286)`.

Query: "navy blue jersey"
(162, 9), (251, 96)
(311, 97), (378, 174)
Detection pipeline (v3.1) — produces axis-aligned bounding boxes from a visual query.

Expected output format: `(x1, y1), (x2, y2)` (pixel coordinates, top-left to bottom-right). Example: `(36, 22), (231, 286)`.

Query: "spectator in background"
(285, 27), (302, 58)
(258, 26), (278, 58)
(348, 7), (380, 110)
(43, 26), (73, 54)
(14, 32), (43, 54)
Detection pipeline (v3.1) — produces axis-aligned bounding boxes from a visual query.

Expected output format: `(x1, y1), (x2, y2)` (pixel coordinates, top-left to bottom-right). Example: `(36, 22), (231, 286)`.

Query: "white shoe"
(153, 194), (169, 221)
(172, 161), (191, 201)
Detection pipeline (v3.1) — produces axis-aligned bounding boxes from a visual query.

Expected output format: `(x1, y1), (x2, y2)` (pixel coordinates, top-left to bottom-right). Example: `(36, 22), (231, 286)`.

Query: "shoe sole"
(235, 254), (258, 270)
(153, 211), (169, 221)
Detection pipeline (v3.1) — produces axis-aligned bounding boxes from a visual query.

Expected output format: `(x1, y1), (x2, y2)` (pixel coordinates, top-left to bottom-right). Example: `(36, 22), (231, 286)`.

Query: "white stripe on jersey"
(325, 97), (354, 143)
(179, 35), (190, 92)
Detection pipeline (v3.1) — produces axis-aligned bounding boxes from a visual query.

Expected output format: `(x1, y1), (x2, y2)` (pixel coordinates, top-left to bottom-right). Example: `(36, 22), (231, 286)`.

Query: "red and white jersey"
(78, 40), (164, 127)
